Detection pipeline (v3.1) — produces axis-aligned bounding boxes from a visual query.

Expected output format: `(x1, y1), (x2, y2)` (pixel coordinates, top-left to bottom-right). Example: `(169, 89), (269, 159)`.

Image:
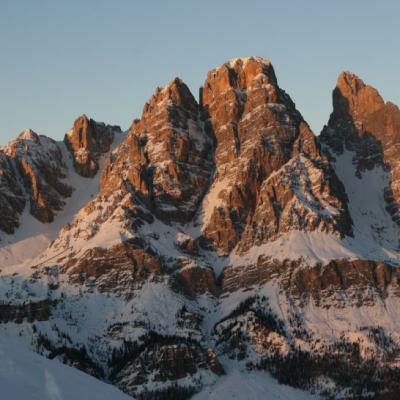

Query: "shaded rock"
(0, 152), (25, 233)
(172, 266), (218, 298)
(321, 71), (400, 224)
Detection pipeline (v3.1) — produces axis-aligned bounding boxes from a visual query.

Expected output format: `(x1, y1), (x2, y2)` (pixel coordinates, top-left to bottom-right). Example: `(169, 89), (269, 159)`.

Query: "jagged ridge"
(1, 57), (400, 399)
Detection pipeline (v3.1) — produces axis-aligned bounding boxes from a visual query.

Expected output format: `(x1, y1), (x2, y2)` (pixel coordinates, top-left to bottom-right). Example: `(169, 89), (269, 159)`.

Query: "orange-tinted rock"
(62, 239), (164, 293)
(321, 71), (400, 223)
(239, 155), (351, 251)
(173, 266), (218, 298)
(199, 57), (351, 253)
(100, 78), (213, 223)
(334, 71), (384, 121)
(221, 257), (400, 307)
(65, 114), (120, 177)
(4, 130), (73, 224)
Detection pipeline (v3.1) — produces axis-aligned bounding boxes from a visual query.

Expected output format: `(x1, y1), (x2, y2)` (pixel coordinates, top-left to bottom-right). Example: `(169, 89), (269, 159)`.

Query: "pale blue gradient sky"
(1, 0), (399, 145)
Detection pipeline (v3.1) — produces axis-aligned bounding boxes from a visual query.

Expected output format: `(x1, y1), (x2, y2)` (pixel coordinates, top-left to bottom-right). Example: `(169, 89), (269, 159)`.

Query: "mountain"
(1, 56), (400, 399)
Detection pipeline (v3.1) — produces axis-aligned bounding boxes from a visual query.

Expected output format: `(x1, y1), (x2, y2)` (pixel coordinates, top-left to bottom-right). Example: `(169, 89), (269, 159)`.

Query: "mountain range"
(1, 56), (400, 399)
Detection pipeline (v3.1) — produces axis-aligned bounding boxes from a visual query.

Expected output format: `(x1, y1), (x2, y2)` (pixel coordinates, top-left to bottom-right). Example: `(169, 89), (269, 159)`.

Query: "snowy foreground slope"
(0, 330), (131, 400)
(2, 58), (400, 399)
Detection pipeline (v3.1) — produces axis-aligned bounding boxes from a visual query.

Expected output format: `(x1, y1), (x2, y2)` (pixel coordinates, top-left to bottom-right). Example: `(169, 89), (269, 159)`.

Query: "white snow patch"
(231, 229), (400, 268)
(199, 176), (232, 228)
(333, 150), (400, 249)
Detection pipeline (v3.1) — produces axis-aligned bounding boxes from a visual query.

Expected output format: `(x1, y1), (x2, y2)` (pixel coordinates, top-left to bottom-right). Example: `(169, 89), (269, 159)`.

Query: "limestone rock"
(65, 114), (120, 177)
(0, 152), (25, 233)
(200, 56), (351, 253)
(321, 71), (400, 223)
(3, 130), (72, 224)
(100, 78), (213, 223)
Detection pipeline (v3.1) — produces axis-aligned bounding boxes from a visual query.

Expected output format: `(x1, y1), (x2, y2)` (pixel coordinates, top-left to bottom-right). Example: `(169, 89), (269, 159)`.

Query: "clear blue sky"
(1, 0), (399, 145)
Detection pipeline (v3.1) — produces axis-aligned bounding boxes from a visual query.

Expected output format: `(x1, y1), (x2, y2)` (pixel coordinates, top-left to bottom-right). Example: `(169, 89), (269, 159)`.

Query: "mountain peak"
(203, 56), (277, 98)
(16, 129), (40, 143)
(120, 75), (212, 222)
(225, 55), (272, 68)
(337, 70), (366, 94)
(332, 71), (384, 122)
(142, 77), (197, 117)
(64, 115), (118, 177)
(73, 113), (90, 125)
(163, 76), (186, 90)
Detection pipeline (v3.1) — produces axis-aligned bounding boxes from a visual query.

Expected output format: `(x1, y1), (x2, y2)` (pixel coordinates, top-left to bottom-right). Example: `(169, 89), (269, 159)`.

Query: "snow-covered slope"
(0, 329), (132, 400)
(193, 369), (318, 400)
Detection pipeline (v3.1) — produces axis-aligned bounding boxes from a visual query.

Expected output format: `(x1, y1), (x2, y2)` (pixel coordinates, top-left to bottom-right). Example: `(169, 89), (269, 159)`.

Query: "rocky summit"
(1, 56), (400, 399)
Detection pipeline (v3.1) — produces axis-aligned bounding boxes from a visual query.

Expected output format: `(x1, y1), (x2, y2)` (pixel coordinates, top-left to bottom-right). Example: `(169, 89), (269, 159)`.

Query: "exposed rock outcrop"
(221, 257), (399, 307)
(61, 239), (164, 294)
(200, 57), (352, 253)
(100, 78), (213, 223)
(3, 130), (72, 224)
(65, 114), (120, 177)
(321, 71), (400, 223)
(172, 266), (218, 298)
(0, 152), (25, 233)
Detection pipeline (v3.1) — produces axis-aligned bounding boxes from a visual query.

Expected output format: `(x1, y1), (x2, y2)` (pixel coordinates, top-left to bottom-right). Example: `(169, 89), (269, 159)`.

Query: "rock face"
(0, 117), (121, 237)
(3, 57), (400, 400)
(238, 149), (352, 252)
(61, 239), (164, 293)
(65, 114), (120, 177)
(2, 130), (72, 224)
(101, 78), (213, 223)
(221, 257), (399, 307)
(112, 335), (224, 398)
(199, 56), (351, 253)
(321, 71), (400, 223)
(0, 151), (25, 234)
(173, 266), (218, 298)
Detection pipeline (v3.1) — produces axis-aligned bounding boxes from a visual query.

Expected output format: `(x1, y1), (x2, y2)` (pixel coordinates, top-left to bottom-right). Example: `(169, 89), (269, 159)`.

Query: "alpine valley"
(2, 56), (400, 399)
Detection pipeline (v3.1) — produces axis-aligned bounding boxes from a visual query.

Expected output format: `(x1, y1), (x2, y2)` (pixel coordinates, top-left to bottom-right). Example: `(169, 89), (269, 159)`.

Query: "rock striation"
(199, 57), (352, 253)
(1, 130), (72, 225)
(100, 78), (213, 223)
